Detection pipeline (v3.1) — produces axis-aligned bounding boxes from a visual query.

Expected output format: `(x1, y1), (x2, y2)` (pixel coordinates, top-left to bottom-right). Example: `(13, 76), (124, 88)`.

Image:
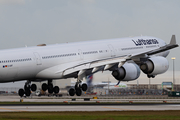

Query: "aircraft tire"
(48, 84), (53, 94)
(53, 86), (59, 94)
(75, 84), (78, 90)
(48, 89), (53, 94)
(81, 83), (88, 91)
(42, 83), (48, 91)
(18, 89), (24, 97)
(75, 84), (81, 90)
(24, 84), (30, 91)
(25, 89), (31, 96)
(31, 84), (37, 91)
(75, 87), (82, 96)
(69, 88), (75, 96)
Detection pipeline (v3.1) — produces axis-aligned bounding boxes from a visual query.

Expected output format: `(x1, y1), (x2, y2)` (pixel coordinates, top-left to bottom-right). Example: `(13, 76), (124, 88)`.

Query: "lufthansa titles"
(132, 39), (159, 46)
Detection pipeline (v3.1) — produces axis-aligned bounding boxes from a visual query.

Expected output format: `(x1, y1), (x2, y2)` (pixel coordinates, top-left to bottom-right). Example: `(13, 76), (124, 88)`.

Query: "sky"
(0, 0), (179, 88)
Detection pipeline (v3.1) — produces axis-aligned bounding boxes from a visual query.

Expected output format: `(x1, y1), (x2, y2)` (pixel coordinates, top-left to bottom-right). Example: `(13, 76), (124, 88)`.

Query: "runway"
(0, 95), (180, 103)
(0, 104), (180, 112)
(0, 95), (179, 112)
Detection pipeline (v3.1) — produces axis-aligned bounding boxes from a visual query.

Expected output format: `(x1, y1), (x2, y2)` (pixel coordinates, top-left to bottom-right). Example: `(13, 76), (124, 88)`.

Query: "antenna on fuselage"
(37, 44), (46, 46)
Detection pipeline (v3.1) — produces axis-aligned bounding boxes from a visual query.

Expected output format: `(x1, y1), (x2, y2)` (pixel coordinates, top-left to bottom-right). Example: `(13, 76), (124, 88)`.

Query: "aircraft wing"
(62, 35), (178, 78)
(62, 55), (129, 76)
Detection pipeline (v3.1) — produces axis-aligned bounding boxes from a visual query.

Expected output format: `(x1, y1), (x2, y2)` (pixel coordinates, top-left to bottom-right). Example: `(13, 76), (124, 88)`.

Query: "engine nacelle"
(140, 56), (169, 76)
(112, 63), (140, 81)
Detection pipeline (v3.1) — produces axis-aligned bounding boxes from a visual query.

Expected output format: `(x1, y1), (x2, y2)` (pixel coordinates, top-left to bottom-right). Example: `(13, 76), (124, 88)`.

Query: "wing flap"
(90, 57), (126, 68)
(62, 63), (90, 76)
(62, 56), (128, 76)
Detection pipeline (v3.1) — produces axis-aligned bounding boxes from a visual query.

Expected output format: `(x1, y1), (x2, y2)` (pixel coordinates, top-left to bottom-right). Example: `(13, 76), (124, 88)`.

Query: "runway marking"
(102, 106), (134, 111)
(0, 107), (26, 112)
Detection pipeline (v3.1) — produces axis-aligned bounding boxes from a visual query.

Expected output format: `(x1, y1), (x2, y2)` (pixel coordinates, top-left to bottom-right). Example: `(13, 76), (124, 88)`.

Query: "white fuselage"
(0, 36), (168, 83)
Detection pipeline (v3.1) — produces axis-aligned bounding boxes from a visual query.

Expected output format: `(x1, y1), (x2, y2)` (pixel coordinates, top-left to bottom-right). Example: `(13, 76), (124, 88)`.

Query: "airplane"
(0, 35), (178, 97)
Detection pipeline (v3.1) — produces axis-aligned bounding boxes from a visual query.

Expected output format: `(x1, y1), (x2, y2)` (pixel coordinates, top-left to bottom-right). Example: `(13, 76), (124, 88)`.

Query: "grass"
(0, 111), (180, 120)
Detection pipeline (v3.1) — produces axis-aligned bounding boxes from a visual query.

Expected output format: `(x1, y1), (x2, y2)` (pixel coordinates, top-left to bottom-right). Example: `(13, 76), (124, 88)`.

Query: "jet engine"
(140, 56), (169, 76)
(112, 63), (140, 81)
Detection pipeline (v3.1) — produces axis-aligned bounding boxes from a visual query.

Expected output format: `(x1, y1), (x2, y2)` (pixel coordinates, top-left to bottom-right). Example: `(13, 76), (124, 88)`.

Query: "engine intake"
(112, 63), (140, 81)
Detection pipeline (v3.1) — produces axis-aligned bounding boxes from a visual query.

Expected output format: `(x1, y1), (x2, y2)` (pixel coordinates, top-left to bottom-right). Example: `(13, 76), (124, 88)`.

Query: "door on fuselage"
(33, 52), (42, 65)
(108, 44), (116, 57)
(78, 49), (84, 60)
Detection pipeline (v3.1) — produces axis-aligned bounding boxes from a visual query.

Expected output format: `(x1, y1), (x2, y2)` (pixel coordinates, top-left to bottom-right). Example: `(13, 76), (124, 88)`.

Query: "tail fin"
(86, 74), (93, 87)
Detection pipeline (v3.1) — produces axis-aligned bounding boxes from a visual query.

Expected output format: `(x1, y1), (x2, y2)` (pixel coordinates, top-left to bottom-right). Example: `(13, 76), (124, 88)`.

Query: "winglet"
(170, 35), (176, 45)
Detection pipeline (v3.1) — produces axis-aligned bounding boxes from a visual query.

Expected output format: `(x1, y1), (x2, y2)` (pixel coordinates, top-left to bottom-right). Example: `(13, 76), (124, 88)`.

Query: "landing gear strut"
(48, 80), (53, 94)
(18, 81), (37, 97)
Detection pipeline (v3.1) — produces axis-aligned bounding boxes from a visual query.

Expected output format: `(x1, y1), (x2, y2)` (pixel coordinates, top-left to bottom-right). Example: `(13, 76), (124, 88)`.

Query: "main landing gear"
(18, 81), (37, 97)
(41, 80), (60, 94)
(69, 82), (88, 96)
(18, 80), (60, 97)
(69, 71), (88, 96)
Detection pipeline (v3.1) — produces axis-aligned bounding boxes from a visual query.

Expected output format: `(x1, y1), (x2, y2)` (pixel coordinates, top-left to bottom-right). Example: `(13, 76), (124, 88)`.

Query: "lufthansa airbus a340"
(0, 35), (178, 97)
